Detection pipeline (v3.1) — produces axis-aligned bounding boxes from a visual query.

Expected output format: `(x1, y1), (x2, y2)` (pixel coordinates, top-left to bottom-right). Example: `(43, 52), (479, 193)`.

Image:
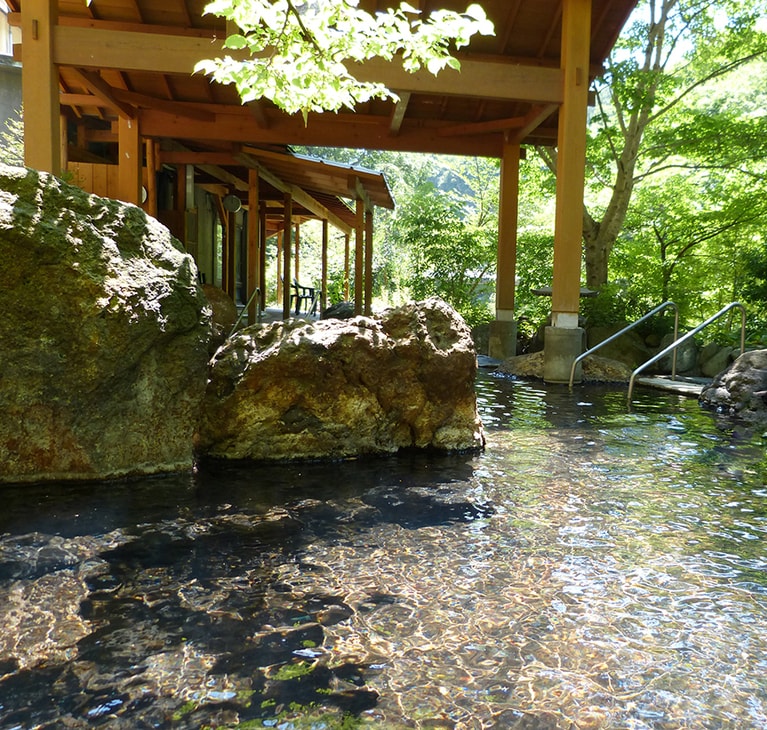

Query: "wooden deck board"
(635, 376), (710, 397)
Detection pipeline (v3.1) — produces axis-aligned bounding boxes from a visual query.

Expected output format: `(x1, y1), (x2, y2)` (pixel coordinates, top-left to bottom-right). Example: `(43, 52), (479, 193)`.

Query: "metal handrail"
(627, 301), (747, 403)
(569, 301), (679, 389)
(229, 287), (261, 337)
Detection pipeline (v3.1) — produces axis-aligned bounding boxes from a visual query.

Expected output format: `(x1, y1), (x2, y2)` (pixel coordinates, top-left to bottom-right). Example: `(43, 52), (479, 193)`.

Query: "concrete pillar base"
(488, 319), (517, 361)
(543, 325), (584, 383)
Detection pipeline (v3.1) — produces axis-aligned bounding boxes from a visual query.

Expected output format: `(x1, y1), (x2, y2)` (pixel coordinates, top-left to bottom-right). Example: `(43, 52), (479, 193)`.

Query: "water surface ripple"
(2, 374), (767, 729)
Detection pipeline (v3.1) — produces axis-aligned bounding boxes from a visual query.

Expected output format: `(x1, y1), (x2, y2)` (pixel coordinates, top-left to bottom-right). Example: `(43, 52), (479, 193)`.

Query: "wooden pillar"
(118, 116), (142, 205)
(225, 211), (237, 296)
(551, 0), (592, 328)
(282, 193), (293, 319)
(294, 222), (301, 280)
(497, 140), (520, 316)
(343, 234), (351, 301)
(60, 114), (68, 172)
(259, 203), (267, 310)
(544, 0), (592, 383)
(364, 209), (374, 316)
(247, 169), (260, 323)
(276, 231), (283, 304)
(354, 198), (364, 315)
(321, 219), (329, 313)
(21, 0), (60, 175)
(489, 139), (521, 360)
(145, 139), (158, 218)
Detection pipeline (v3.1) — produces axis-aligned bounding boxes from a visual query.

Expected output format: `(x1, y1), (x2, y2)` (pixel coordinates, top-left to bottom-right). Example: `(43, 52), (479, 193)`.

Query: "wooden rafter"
(389, 92), (411, 136)
(69, 67), (135, 119)
(509, 103), (559, 145)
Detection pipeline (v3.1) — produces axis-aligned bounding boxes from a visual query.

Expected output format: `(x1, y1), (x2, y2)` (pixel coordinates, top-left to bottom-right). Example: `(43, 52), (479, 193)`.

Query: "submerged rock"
(198, 298), (484, 461)
(498, 351), (633, 382)
(699, 349), (767, 423)
(0, 165), (211, 483)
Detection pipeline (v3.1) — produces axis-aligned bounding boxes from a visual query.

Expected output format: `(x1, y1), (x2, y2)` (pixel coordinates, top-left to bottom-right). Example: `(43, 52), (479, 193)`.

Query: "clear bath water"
(1, 373), (767, 729)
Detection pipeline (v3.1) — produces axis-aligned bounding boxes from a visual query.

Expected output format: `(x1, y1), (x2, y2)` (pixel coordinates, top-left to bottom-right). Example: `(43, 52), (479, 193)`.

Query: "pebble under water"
(2, 373), (767, 729)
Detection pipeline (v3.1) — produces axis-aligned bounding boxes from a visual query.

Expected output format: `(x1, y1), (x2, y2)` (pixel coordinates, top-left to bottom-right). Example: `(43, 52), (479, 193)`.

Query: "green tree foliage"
(195, 0), (493, 120)
(531, 0), (767, 341)
(392, 179), (496, 327)
(541, 0), (767, 295)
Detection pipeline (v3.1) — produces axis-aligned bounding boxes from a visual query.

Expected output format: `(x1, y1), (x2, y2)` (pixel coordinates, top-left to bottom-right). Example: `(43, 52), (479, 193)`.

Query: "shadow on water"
(2, 373), (767, 728)
(0, 449), (493, 729)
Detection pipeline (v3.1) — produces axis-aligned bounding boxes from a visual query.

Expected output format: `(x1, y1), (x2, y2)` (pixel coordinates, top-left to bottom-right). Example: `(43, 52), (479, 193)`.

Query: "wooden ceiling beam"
(246, 101), (270, 129)
(160, 151), (238, 166)
(198, 163), (248, 193)
(112, 88), (216, 122)
(60, 92), (109, 108)
(48, 25), (563, 104)
(139, 109), (506, 157)
(8, 12), (214, 38)
(438, 115), (526, 137)
(352, 54), (563, 104)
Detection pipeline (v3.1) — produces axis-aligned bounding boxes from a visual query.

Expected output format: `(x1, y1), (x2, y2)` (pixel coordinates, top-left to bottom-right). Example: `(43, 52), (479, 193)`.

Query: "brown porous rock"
(197, 298), (484, 461)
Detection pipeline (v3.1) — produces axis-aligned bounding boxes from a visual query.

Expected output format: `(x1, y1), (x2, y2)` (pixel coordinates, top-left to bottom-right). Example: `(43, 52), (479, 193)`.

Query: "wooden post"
(21, 0), (60, 175)
(488, 139), (521, 360)
(118, 115), (142, 205)
(247, 168), (260, 323)
(321, 219), (329, 313)
(276, 230), (283, 304)
(282, 193), (293, 319)
(294, 221), (301, 280)
(145, 139), (158, 218)
(364, 208), (374, 316)
(354, 198), (364, 315)
(497, 140), (520, 317)
(544, 0), (592, 383)
(259, 202), (267, 310)
(343, 234), (351, 301)
(551, 0), (592, 327)
(226, 209), (237, 299)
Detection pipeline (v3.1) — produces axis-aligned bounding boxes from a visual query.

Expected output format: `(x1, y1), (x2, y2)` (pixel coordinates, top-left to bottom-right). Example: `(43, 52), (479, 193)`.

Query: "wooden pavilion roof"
(8, 0), (638, 224)
(9, 1), (638, 151)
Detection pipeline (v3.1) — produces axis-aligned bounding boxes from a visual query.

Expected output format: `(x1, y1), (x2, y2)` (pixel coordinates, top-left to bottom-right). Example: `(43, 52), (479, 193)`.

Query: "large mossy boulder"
(0, 165), (211, 483)
(699, 349), (767, 423)
(198, 298), (484, 461)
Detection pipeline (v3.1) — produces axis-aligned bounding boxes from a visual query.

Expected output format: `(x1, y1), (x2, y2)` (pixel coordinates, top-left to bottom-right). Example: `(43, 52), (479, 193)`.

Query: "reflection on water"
(2, 374), (767, 729)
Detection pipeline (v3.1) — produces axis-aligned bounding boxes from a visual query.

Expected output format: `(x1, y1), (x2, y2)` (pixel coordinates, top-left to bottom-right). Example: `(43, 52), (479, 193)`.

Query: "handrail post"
(568, 301), (679, 389)
(627, 302), (747, 405)
(229, 287), (262, 337)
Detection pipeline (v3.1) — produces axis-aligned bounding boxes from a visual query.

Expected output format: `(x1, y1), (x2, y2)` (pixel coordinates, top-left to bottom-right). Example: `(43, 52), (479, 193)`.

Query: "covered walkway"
(12, 0), (639, 381)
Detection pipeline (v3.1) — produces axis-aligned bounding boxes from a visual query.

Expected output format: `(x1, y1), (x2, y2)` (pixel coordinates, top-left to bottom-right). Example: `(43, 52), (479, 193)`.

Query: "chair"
(290, 279), (315, 315)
